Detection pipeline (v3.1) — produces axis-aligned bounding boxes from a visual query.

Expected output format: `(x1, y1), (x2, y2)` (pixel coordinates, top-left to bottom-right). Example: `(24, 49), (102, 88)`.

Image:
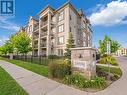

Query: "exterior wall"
(54, 7), (70, 56)
(69, 8), (78, 47)
(20, 2), (93, 56)
(116, 48), (127, 56)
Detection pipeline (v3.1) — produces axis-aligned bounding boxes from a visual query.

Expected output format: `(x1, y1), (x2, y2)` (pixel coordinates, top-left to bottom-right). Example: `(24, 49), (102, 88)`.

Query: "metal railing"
(1, 55), (65, 66)
(33, 35), (39, 39)
(33, 44), (38, 48)
(33, 25), (39, 31)
(40, 32), (47, 37)
(41, 21), (48, 27)
(41, 43), (46, 47)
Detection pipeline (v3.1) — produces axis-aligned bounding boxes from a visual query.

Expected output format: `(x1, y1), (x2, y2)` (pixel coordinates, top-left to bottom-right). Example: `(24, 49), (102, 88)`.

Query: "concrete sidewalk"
(0, 60), (88, 95)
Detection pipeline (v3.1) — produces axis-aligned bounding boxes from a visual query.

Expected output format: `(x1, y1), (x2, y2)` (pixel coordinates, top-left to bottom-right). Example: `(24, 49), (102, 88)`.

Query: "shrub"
(48, 61), (71, 79)
(63, 73), (107, 89)
(63, 73), (86, 88)
(110, 74), (120, 81)
(96, 53), (100, 60)
(48, 55), (59, 59)
(63, 59), (71, 66)
(99, 55), (118, 66)
(99, 58), (106, 64)
(97, 70), (109, 79)
(93, 76), (107, 88)
(110, 59), (117, 66)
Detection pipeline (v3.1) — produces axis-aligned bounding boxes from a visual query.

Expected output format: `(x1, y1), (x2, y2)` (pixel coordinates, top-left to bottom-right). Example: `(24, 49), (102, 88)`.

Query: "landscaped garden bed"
(0, 66), (28, 95)
(0, 57), (122, 92)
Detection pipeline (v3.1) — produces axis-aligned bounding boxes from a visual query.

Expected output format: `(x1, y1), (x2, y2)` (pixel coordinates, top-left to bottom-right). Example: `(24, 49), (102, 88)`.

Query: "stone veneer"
(71, 47), (96, 80)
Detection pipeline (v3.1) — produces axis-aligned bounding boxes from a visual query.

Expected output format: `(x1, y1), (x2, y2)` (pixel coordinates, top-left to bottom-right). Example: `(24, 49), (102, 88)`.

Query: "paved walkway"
(0, 57), (127, 95)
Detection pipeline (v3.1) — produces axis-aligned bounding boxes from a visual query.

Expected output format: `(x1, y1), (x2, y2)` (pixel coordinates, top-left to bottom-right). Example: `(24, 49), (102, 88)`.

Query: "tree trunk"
(10, 53), (13, 59)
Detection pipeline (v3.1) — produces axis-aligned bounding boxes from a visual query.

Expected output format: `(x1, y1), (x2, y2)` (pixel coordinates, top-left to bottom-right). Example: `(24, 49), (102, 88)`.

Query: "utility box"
(71, 47), (96, 80)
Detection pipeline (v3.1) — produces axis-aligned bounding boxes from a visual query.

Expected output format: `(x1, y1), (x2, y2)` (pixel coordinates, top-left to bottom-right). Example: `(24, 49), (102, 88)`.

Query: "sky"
(0, 0), (127, 48)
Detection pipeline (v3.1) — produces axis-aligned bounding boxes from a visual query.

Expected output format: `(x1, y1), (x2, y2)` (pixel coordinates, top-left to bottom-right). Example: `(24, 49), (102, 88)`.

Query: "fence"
(1, 55), (65, 66)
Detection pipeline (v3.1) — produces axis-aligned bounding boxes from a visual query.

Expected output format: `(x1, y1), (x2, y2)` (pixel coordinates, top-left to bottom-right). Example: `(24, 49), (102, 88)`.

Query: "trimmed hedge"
(48, 55), (59, 59)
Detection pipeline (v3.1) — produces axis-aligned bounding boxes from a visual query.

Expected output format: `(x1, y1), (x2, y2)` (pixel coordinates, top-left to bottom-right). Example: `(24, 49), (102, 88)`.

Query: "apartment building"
(116, 48), (127, 56)
(21, 2), (92, 56)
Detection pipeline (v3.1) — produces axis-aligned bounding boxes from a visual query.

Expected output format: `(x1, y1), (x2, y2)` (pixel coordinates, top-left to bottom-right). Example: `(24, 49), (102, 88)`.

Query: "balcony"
(33, 24), (39, 31)
(33, 35), (39, 40)
(33, 44), (38, 48)
(41, 43), (46, 48)
(40, 32), (47, 37)
(50, 33), (54, 39)
(41, 21), (48, 28)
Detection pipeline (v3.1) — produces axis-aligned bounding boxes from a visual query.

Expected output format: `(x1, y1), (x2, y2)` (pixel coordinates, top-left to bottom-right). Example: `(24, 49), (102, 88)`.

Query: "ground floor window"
(58, 36), (64, 45)
(58, 49), (63, 56)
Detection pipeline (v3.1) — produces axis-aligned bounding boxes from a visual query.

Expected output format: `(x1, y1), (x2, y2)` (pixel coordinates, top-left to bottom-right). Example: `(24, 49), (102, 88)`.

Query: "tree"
(99, 35), (120, 54)
(0, 45), (7, 55)
(12, 31), (31, 54)
(64, 32), (75, 59)
(0, 38), (14, 55)
(4, 40), (14, 54)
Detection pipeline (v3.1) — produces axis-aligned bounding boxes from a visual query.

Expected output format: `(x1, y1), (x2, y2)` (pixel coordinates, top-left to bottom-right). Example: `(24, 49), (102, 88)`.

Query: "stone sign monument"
(71, 47), (96, 80)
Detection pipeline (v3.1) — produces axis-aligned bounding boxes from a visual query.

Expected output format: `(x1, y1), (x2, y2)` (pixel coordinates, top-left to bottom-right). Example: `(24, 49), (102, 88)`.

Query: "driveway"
(0, 57), (127, 95)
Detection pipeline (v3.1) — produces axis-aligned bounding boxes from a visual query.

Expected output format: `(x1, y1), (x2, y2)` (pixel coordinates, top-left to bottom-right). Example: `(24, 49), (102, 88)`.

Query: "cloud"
(0, 36), (9, 45)
(87, 4), (105, 14)
(0, 16), (20, 31)
(89, 0), (127, 26)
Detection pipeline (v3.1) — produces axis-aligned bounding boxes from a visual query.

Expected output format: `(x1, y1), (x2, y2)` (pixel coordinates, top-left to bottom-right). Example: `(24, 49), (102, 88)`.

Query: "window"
(58, 36), (64, 45)
(58, 11), (64, 21)
(58, 24), (64, 33)
(83, 41), (86, 47)
(83, 32), (86, 38)
(29, 25), (32, 32)
(58, 49), (63, 56)
(70, 15), (71, 20)
(70, 27), (71, 32)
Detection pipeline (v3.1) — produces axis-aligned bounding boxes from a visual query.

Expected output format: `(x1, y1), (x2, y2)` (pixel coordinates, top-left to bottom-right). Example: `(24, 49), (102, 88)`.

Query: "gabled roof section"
(37, 2), (82, 17)
(37, 5), (55, 16)
(28, 16), (38, 22)
(54, 2), (80, 16)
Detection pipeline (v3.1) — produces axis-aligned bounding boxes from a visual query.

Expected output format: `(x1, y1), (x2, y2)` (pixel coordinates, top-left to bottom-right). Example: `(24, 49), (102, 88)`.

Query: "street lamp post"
(106, 41), (111, 80)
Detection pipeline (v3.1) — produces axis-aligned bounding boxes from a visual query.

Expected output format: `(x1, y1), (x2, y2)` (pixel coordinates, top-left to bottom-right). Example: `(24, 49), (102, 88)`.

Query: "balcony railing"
(33, 24), (39, 31)
(33, 35), (39, 39)
(41, 43), (46, 47)
(33, 44), (38, 48)
(41, 21), (48, 27)
(40, 32), (47, 37)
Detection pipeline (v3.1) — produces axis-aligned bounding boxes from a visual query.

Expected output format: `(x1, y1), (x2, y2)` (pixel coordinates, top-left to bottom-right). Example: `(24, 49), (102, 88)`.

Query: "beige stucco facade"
(20, 2), (92, 56)
(116, 48), (127, 56)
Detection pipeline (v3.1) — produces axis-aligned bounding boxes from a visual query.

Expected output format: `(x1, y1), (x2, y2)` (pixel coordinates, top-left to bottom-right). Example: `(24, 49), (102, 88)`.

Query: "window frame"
(58, 11), (64, 21)
(58, 49), (63, 56)
(70, 15), (71, 20)
(58, 24), (64, 33)
(58, 36), (64, 45)
(29, 25), (32, 32)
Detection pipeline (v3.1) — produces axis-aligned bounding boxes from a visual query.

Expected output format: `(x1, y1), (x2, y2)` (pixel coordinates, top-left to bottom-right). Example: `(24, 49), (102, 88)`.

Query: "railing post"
(39, 55), (41, 64)
(31, 55), (33, 63)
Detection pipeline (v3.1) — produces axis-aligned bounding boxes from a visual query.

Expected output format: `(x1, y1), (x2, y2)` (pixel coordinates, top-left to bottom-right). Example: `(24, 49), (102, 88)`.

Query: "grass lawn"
(14, 56), (65, 66)
(0, 57), (48, 77)
(97, 65), (122, 76)
(0, 66), (28, 95)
